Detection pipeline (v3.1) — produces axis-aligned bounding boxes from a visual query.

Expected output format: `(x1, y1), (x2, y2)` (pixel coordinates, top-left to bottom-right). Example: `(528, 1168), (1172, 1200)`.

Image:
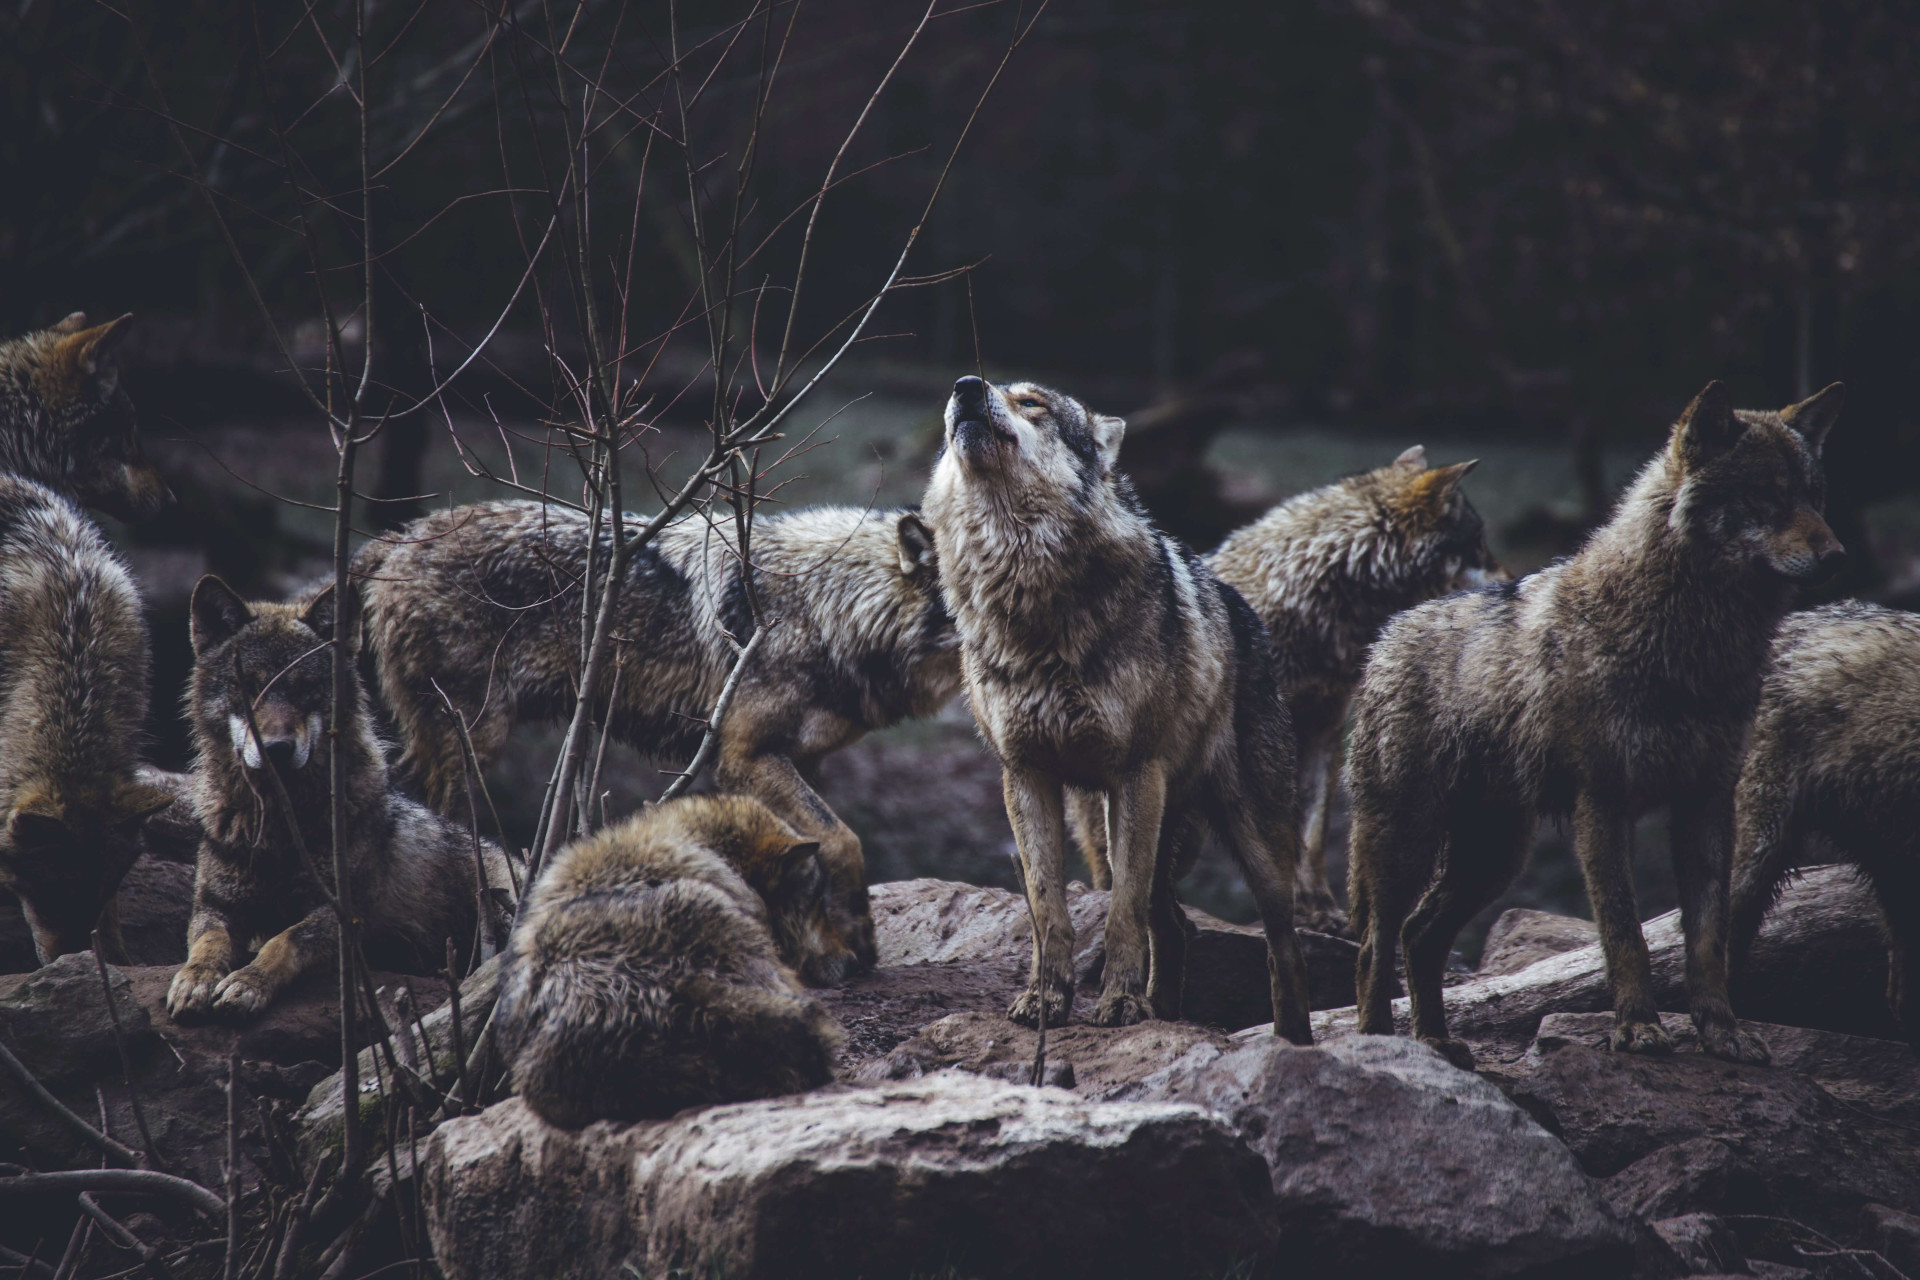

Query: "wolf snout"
(263, 737), (299, 769)
(1813, 534), (1847, 578)
(952, 375), (987, 405)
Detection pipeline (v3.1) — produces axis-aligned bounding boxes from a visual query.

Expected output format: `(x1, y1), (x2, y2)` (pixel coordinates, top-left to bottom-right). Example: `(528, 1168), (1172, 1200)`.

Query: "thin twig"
(224, 1049), (241, 1280)
(90, 935), (166, 1172)
(659, 624), (768, 802)
(0, 1170), (224, 1218)
(0, 1037), (140, 1167)
(76, 1193), (176, 1280)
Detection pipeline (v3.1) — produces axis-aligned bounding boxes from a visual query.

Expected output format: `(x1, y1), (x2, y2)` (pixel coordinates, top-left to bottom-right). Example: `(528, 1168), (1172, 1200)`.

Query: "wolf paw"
(1296, 899), (1353, 939)
(1611, 1018), (1675, 1056)
(166, 962), (228, 1019)
(208, 966), (277, 1020)
(1700, 1020), (1771, 1065)
(1007, 986), (1072, 1029)
(1092, 990), (1154, 1027)
(844, 913), (879, 975)
(1419, 1036), (1476, 1071)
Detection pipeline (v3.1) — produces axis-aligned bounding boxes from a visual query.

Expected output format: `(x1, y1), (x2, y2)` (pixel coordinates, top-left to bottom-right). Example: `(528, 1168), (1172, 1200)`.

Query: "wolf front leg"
(716, 746), (876, 973)
(1294, 730), (1351, 936)
(167, 891), (238, 1019)
(1094, 760), (1167, 1027)
(1574, 790), (1672, 1056)
(1673, 791), (1771, 1064)
(1003, 764), (1074, 1029)
(208, 906), (339, 1020)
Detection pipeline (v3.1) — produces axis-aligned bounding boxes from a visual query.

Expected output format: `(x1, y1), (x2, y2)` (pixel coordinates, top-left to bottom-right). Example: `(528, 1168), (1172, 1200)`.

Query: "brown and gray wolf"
(1729, 601), (1920, 1053)
(491, 793), (842, 1127)
(354, 501), (959, 977)
(1346, 381), (1845, 1069)
(922, 375), (1312, 1040)
(1077, 446), (1504, 936)
(0, 475), (173, 963)
(167, 576), (518, 1020)
(0, 313), (171, 521)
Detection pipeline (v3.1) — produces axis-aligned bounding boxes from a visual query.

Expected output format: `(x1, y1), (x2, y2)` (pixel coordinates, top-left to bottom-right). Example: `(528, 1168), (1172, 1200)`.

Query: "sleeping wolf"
(1347, 381), (1844, 1068)
(0, 475), (172, 963)
(354, 501), (958, 976)
(493, 793), (842, 1127)
(923, 375), (1311, 1040)
(167, 576), (518, 1020)
(0, 313), (170, 521)
(1077, 446), (1503, 936)
(1729, 602), (1920, 1052)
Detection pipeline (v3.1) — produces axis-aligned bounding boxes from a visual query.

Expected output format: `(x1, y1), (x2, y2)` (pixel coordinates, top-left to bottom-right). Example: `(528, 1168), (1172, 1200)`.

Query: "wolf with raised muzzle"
(923, 375), (1311, 1040)
(1346, 381), (1845, 1069)
(168, 576), (518, 1020)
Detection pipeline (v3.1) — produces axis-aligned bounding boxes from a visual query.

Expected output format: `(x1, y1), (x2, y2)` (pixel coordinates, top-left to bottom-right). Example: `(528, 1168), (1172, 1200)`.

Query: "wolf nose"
(263, 738), (297, 769)
(953, 375), (986, 403)
(1817, 541), (1847, 576)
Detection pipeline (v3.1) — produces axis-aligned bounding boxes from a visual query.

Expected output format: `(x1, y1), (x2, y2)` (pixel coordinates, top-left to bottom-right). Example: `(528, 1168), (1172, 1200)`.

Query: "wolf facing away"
(354, 501), (958, 977)
(0, 475), (173, 963)
(0, 313), (171, 521)
(1729, 602), (1920, 1052)
(923, 375), (1311, 1040)
(167, 577), (518, 1020)
(1075, 446), (1503, 935)
(1346, 382), (1845, 1069)
(491, 793), (842, 1128)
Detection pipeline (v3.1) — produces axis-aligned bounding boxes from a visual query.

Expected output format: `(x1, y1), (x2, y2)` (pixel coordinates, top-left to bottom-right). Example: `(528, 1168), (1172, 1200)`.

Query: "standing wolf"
(167, 577), (518, 1020)
(1077, 446), (1503, 935)
(1729, 602), (1920, 1052)
(0, 475), (173, 963)
(1347, 382), (1844, 1068)
(493, 794), (842, 1127)
(355, 501), (957, 976)
(923, 375), (1311, 1039)
(0, 313), (171, 521)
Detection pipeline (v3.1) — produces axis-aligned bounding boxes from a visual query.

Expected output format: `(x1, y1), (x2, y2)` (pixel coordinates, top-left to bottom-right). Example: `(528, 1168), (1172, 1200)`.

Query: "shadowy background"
(8, 0), (1920, 958)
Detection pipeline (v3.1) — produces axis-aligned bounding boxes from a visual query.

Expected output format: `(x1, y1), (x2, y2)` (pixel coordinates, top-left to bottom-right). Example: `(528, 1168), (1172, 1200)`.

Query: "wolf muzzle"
(949, 375), (1008, 458)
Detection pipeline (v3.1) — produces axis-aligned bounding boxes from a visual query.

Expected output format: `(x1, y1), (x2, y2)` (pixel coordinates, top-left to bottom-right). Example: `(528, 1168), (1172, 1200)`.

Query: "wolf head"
(1373, 445), (1507, 592)
(1665, 382), (1845, 582)
(0, 777), (173, 962)
(189, 575), (351, 777)
(938, 376), (1128, 505)
(0, 314), (172, 521)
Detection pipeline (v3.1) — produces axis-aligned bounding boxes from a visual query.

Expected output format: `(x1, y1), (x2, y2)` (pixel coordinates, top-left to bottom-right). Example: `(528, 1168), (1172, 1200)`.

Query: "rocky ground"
(2, 856), (1914, 1278)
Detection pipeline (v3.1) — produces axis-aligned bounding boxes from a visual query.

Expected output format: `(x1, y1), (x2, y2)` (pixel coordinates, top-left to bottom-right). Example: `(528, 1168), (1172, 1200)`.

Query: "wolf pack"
(0, 311), (1906, 1134)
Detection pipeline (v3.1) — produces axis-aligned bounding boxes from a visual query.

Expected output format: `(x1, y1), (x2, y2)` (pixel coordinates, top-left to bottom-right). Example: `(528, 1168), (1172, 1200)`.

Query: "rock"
(1480, 908), (1599, 976)
(1496, 1013), (1920, 1240)
(1602, 1138), (1767, 1221)
(1136, 1034), (1634, 1277)
(858, 1010), (1231, 1098)
(815, 953), (1029, 1071)
(0, 951), (153, 1083)
(1649, 1214), (1746, 1275)
(870, 877), (1363, 1028)
(1309, 866), (1896, 1051)
(423, 1075), (1278, 1280)
(1860, 1203), (1920, 1274)
(0, 856), (194, 973)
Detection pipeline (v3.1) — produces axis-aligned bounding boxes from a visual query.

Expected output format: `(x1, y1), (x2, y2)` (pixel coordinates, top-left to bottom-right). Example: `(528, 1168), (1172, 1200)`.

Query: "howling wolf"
(923, 375), (1311, 1041)
(1346, 381), (1845, 1068)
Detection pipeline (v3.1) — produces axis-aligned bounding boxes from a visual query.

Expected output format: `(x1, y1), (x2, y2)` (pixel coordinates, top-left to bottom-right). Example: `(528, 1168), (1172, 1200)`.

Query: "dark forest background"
(7, 0), (1920, 940)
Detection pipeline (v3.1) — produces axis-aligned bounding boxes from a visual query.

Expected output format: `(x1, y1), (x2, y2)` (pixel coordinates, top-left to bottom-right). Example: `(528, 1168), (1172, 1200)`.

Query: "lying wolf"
(1730, 601), (1920, 1052)
(0, 475), (172, 963)
(1347, 381), (1844, 1068)
(493, 793), (842, 1127)
(0, 312), (170, 521)
(354, 501), (959, 975)
(1077, 445), (1503, 936)
(923, 375), (1311, 1040)
(167, 576), (518, 1020)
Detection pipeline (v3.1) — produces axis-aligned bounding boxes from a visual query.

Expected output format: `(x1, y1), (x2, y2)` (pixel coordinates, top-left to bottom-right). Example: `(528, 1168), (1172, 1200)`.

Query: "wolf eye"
(1015, 396), (1043, 410)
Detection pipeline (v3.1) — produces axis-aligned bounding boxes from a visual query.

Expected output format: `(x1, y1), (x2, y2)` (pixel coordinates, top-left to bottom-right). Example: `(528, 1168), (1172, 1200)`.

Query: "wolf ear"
(8, 793), (68, 849)
(780, 840), (826, 900)
(1781, 382), (1844, 455)
(190, 576), (253, 654)
(112, 783), (176, 827)
(896, 513), (936, 578)
(1673, 381), (1741, 470)
(56, 314), (133, 377)
(1392, 444), (1428, 471)
(49, 312), (89, 335)
(300, 583), (358, 650)
(1091, 414), (1126, 475)
(1407, 459), (1478, 510)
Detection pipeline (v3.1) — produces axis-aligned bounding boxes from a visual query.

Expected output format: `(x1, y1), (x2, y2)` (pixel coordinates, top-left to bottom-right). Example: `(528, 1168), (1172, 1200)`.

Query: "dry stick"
(0, 1037), (140, 1167)
(658, 625), (768, 803)
(429, 680), (497, 973)
(0, 1243), (53, 1280)
(584, 652), (625, 829)
(443, 939), (472, 1108)
(89, 935), (165, 1173)
(224, 1049), (241, 1280)
(0, 1170), (224, 1218)
(77, 1192), (175, 1280)
(50, 1212), (89, 1280)
(270, 1158), (328, 1280)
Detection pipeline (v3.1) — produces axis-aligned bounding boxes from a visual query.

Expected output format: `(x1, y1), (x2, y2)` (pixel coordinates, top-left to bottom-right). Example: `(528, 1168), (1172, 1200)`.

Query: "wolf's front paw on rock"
(1007, 985), (1071, 1029)
(1700, 1019), (1771, 1065)
(165, 963), (227, 1019)
(208, 966), (277, 1019)
(1611, 1018), (1675, 1056)
(1092, 989), (1154, 1027)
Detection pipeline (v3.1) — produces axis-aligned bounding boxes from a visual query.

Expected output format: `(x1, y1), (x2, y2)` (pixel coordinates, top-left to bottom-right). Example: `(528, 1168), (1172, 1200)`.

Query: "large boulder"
(1478, 908), (1598, 977)
(423, 1075), (1278, 1280)
(858, 1009), (1231, 1096)
(1132, 1035), (1635, 1277)
(870, 877), (1362, 1028)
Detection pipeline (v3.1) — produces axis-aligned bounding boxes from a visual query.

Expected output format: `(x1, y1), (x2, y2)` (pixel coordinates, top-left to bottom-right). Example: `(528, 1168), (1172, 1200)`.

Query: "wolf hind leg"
(1146, 818), (1199, 1020)
(1066, 787), (1111, 890)
(1348, 799), (1439, 1038)
(1295, 730), (1351, 936)
(1219, 800), (1313, 1044)
(1402, 801), (1532, 1069)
